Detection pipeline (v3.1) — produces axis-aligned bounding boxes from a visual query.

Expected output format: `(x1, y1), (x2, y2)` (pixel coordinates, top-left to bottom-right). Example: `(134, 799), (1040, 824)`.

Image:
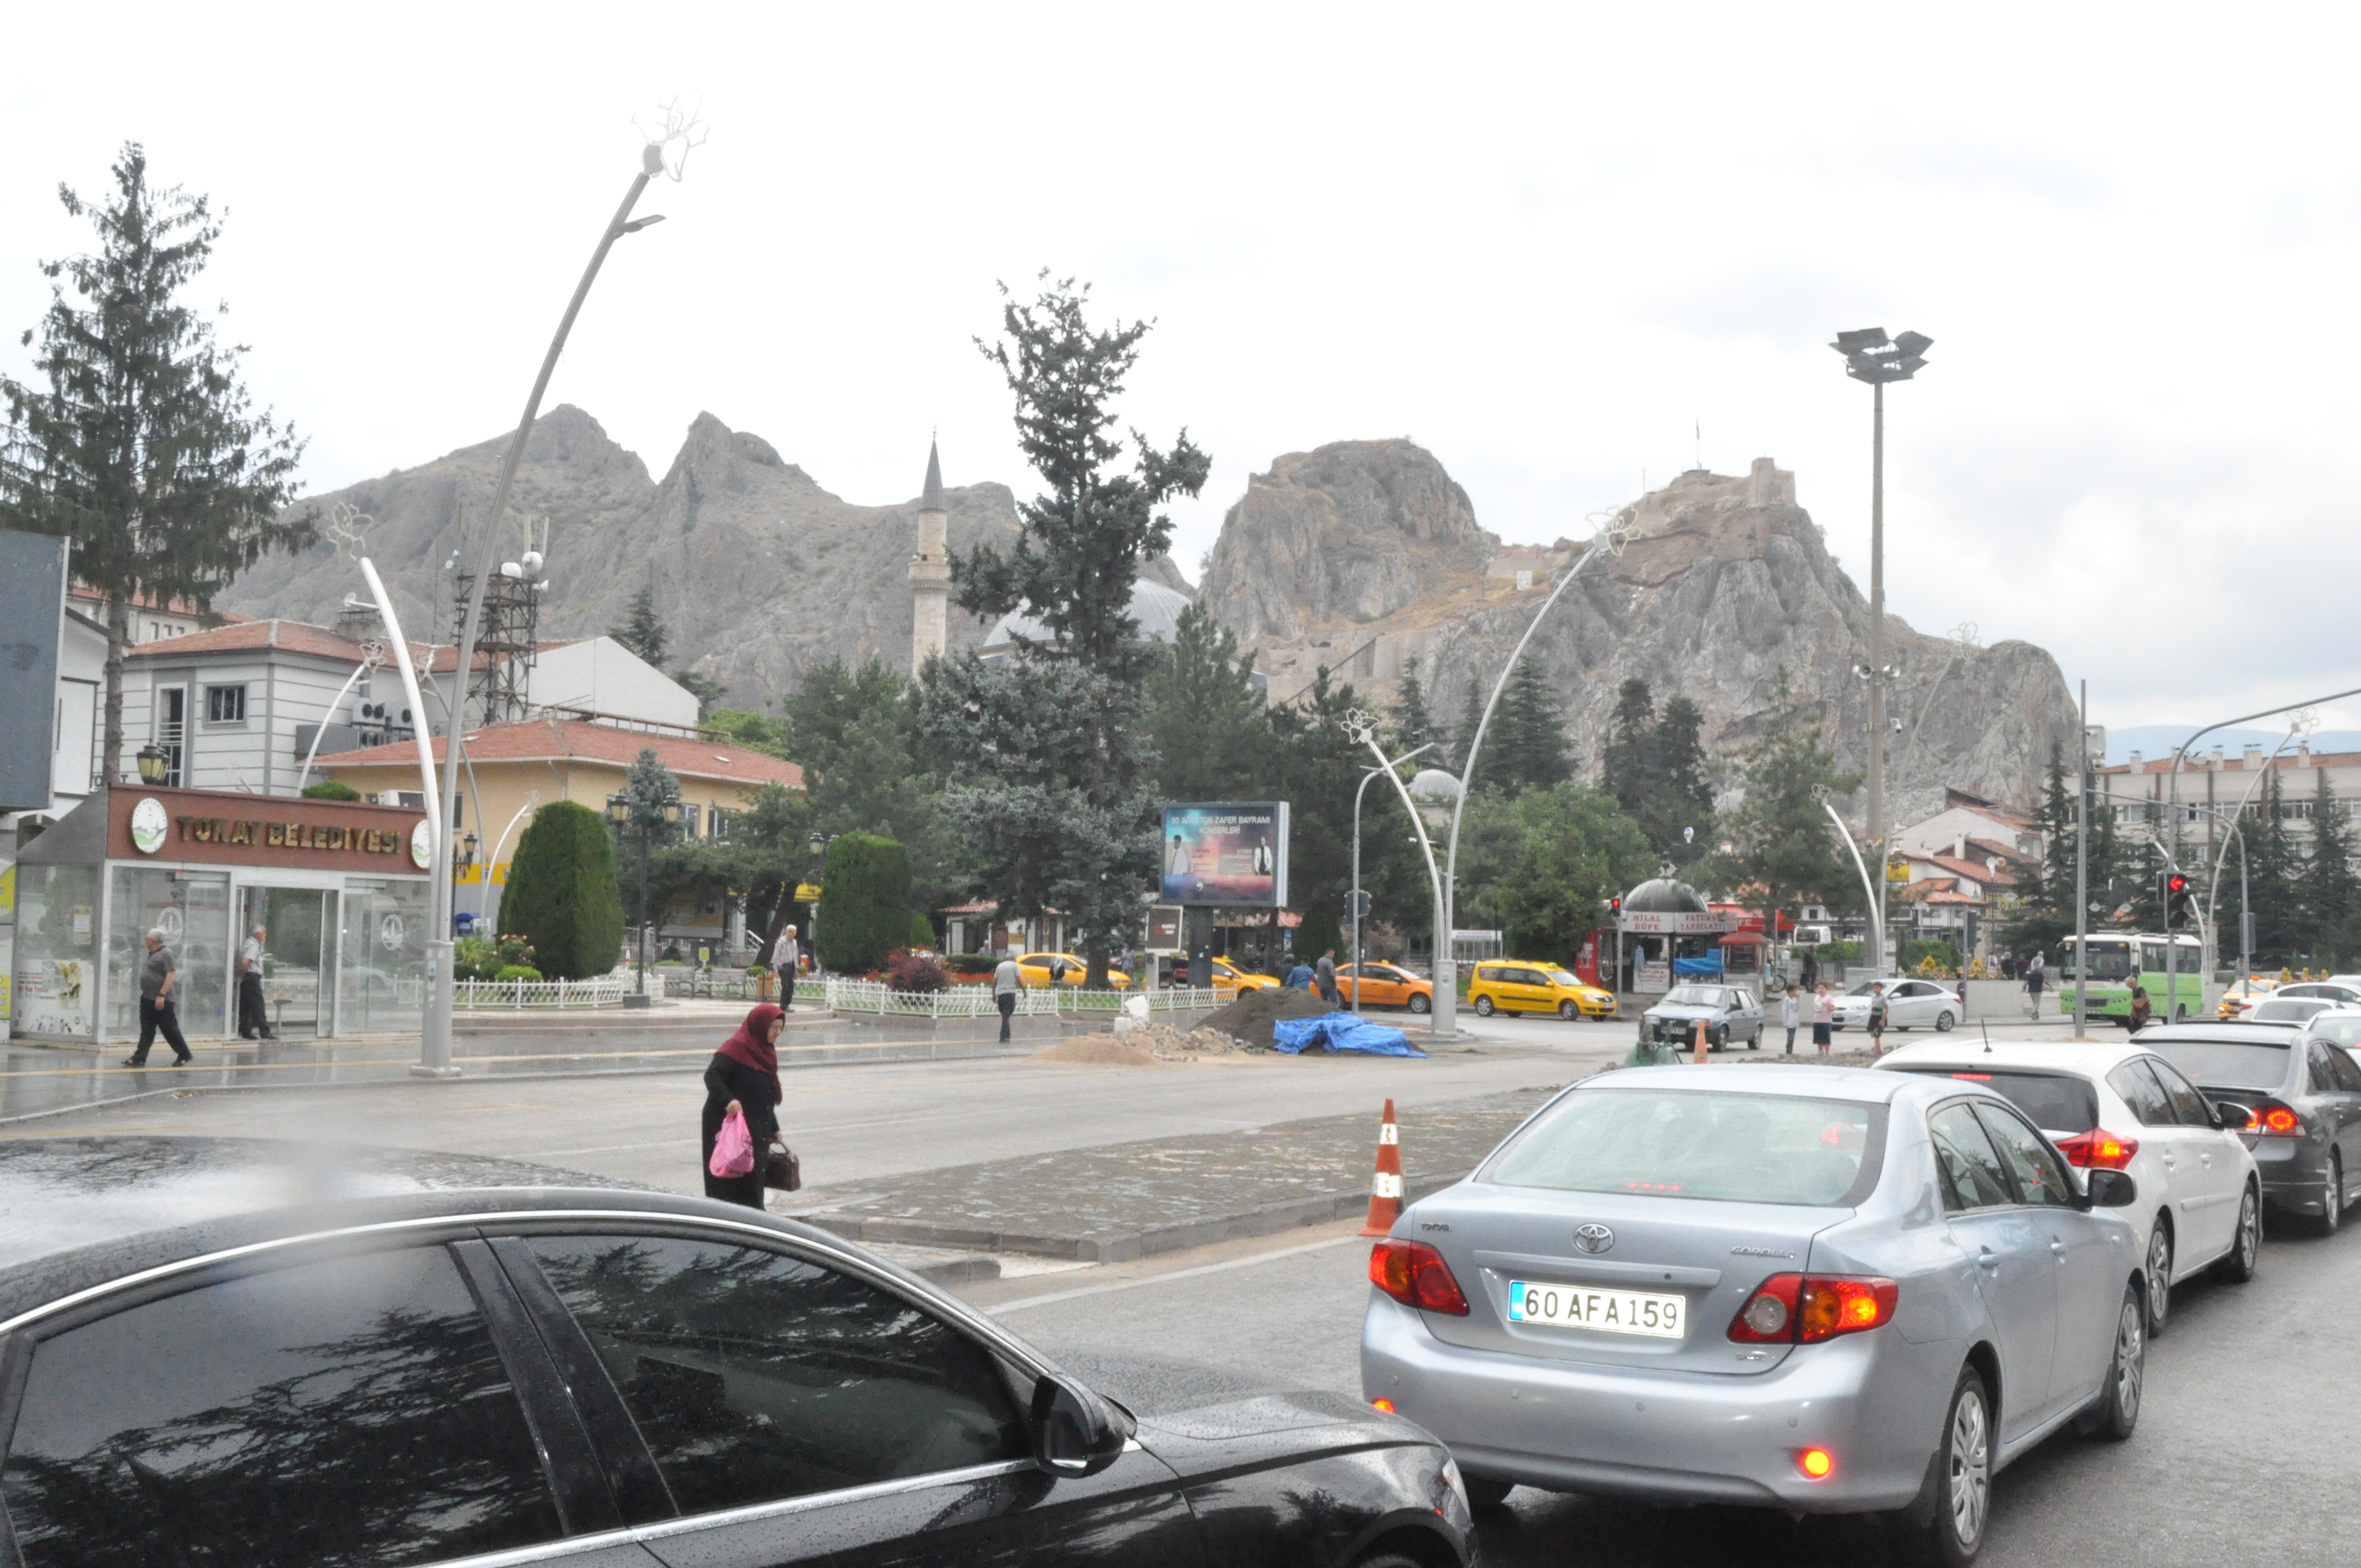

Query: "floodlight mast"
(1830, 326), (1932, 977)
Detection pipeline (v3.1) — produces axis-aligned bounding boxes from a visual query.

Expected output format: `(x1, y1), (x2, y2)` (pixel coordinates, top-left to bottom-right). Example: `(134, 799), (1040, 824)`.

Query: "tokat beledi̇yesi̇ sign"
(1160, 802), (1289, 907)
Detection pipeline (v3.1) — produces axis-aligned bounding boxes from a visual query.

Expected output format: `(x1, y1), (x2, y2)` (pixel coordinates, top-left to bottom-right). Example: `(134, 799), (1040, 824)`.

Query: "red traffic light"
(2166, 874), (2188, 895)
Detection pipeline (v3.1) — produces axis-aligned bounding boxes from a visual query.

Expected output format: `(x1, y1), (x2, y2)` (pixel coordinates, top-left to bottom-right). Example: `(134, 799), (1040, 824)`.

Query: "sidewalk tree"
(1723, 671), (1862, 951)
(0, 143), (311, 786)
(499, 801), (624, 979)
(815, 831), (912, 976)
(1476, 783), (1654, 963)
(926, 274), (1209, 987)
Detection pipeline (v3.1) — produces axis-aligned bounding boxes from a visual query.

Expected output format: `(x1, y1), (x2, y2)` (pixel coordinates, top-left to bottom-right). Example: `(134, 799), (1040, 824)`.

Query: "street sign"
(1885, 856), (1911, 883)
(793, 883), (822, 902)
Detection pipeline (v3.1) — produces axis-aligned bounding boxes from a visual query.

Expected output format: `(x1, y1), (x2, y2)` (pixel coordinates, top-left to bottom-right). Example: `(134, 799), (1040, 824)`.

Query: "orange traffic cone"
(1359, 1098), (1405, 1235)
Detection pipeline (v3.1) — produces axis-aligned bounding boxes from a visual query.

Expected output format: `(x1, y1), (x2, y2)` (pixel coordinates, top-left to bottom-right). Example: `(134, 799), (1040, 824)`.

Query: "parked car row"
(1363, 1047), (2275, 1564)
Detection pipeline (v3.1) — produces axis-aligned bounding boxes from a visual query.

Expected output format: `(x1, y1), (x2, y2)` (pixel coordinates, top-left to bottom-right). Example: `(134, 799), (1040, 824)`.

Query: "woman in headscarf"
(701, 1002), (785, 1208)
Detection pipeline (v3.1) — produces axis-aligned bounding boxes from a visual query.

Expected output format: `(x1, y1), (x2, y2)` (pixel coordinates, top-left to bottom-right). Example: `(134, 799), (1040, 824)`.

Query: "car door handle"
(1976, 1249), (2001, 1271)
(2050, 1240), (2068, 1257)
(2200, 1152), (2212, 1167)
(2160, 1153), (2176, 1168)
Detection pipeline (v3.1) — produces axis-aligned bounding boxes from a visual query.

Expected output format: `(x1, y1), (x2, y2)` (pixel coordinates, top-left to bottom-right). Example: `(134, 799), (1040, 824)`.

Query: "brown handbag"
(764, 1146), (801, 1192)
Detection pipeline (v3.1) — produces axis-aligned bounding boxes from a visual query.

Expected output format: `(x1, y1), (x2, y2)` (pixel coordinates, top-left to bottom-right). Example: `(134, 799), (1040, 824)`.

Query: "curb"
(800, 1170), (1466, 1264)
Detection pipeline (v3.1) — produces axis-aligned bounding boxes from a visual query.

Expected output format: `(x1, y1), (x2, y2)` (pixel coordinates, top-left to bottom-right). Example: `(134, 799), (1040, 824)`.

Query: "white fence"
(824, 978), (1222, 1020)
(453, 972), (665, 1009)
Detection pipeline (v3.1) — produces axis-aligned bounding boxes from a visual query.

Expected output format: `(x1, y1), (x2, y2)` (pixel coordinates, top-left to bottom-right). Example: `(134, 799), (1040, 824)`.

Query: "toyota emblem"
(1572, 1223), (1615, 1255)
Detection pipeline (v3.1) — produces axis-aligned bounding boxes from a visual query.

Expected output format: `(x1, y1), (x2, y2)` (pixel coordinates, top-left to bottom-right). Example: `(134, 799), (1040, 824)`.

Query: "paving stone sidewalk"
(787, 1086), (1560, 1262)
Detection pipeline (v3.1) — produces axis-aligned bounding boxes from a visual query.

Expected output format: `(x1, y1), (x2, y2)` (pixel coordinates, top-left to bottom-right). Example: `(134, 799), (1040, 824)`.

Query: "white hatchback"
(1877, 1039), (2261, 1336)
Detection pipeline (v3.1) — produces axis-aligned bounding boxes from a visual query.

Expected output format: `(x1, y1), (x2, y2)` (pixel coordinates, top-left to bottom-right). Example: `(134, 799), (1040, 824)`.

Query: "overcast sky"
(8, 4), (2358, 733)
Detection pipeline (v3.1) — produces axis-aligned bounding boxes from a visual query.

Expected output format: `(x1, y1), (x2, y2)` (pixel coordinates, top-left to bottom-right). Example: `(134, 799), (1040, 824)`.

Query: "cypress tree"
(499, 802), (624, 979)
(1488, 660), (1574, 794)
(815, 832), (913, 974)
(609, 584), (669, 668)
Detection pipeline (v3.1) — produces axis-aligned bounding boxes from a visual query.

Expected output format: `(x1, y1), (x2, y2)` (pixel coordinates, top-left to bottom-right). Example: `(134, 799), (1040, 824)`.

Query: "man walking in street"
(993, 952), (1022, 1042)
(1315, 949), (1341, 1009)
(2024, 951), (2046, 1020)
(126, 929), (193, 1068)
(236, 922), (275, 1040)
(770, 924), (801, 1011)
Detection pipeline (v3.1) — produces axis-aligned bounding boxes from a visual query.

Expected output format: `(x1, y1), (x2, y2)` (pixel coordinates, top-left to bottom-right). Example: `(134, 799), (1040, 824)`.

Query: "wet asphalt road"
(993, 1205), (2361, 1567)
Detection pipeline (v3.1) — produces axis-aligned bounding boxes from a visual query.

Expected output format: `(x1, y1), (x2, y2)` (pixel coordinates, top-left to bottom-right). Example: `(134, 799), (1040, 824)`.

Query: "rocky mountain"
(1203, 440), (2079, 819)
(224, 407), (1035, 709)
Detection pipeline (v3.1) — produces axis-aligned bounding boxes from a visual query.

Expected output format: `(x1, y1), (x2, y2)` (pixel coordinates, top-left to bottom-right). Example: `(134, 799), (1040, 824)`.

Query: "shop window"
(204, 684), (248, 724)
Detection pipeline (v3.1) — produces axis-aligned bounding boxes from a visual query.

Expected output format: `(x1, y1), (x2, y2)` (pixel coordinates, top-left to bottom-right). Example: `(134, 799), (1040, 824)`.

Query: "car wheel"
(2081, 1281), (2146, 1441)
(1893, 1365), (1991, 1566)
(2143, 1219), (2173, 1336)
(1464, 1476), (1515, 1510)
(2213, 1185), (2261, 1283)
(1409, 993), (1430, 1015)
(1936, 1010), (1956, 1032)
(2315, 1153), (2344, 1238)
(1474, 996), (1494, 1017)
(1709, 1026), (1726, 1052)
(1559, 1000), (1577, 1020)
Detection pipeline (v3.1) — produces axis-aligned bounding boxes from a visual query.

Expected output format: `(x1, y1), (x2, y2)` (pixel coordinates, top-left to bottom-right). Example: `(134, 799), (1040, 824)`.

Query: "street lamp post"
(1351, 742), (1435, 1017)
(606, 784), (683, 1006)
(418, 109), (701, 1079)
(1831, 327), (1932, 977)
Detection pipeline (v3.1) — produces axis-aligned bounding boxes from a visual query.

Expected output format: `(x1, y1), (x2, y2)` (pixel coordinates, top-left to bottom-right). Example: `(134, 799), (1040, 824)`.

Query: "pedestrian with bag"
(124, 929), (194, 1067)
(703, 1003), (786, 1210)
(1811, 982), (1835, 1055)
(236, 922), (276, 1041)
(770, 924), (801, 1011)
(1781, 986), (1800, 1054)
(2128, 982), (2152, 1031)
(994, 952), (1022, 1042)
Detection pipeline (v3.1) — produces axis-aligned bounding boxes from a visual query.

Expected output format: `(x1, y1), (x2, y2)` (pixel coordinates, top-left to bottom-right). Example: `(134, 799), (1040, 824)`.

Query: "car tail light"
(2054, 1128), (2139, 1169)
(2238, 1101), (2304, 1137)
(1728, 1274), (1898, 1344)
(1369, 1239), (1471, 1315)
(1797, 1447), (1836, 1479)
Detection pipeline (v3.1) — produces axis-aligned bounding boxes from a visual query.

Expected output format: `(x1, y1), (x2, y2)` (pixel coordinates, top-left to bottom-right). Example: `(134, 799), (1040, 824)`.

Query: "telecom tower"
(454, 515), (550, 726)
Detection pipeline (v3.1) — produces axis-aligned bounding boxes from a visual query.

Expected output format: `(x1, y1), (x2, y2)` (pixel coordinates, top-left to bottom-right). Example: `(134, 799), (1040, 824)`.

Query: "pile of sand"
(1031, 1024), (1255, 1068)
(1198, 986), (1333, 1048)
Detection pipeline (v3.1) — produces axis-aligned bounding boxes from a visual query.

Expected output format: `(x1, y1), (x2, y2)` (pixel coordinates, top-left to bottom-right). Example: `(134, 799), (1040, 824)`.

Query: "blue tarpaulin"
(1672, 952), (1724, 976)
(1271, 1013), (1428, 1058)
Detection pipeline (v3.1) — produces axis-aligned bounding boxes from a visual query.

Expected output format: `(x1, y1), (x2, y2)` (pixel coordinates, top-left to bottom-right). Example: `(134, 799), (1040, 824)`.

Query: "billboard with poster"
(1160, 803), (1288, 907)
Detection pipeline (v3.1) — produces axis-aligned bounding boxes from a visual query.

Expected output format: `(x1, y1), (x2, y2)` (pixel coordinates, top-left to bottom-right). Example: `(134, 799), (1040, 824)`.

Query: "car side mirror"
(2085, 1168), (2138, 1208)
(1031, 1373), (1131, 1478)
(2209, 1100), (2253, 1133)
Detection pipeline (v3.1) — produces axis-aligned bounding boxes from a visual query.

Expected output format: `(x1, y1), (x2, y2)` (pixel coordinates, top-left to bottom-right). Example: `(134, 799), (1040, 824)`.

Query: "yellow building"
(320, 717), (803, 939)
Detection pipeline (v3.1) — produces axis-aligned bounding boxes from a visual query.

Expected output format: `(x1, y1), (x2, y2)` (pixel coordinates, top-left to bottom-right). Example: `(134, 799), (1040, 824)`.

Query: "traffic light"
(2161, 872), (2194, 929)
(1346, 890), (1373, 921)
(1608, 896), (1623, 917)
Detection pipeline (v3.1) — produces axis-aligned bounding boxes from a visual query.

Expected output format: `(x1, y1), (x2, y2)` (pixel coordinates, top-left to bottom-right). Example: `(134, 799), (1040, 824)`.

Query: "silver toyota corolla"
(1362, 1065), (2148, 1564)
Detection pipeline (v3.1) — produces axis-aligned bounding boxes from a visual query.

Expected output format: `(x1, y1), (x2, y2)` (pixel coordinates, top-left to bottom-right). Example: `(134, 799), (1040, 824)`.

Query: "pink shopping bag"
(709, 1107), (755, 1178)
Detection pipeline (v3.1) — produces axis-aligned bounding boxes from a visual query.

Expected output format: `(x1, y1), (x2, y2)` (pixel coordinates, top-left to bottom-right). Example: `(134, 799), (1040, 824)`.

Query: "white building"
(2097, 744), (2361, 865)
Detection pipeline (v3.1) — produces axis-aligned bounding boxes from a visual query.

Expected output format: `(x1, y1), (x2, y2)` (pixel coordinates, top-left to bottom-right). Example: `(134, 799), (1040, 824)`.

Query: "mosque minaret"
(909, 435), (950, 676)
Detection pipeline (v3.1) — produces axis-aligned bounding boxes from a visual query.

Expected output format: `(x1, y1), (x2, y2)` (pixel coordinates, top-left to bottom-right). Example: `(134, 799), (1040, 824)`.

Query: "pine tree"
(1655, 696), (1716, 861)
(610, 584), (669, 668)
(1, 143), (311, 785)
(924, 275), (1209, 987)
(1724, 670), (1863, 944)
(1487, 660), (1574, 794)
(1602, 678), (1656, 815)
(1389, 659), (1435, 757)
(2005, 739), (2076, 954)
(2246, 769), (2305, 965)
(2302, 771), (2361, 968)
(1145, 603), (1267, 802)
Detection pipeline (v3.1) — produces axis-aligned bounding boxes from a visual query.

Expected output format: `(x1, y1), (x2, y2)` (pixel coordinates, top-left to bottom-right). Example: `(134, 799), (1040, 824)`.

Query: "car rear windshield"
(2146, 1038), (2292, 1092)
(1482, 1088), (1885, 1207)
(1889, 1068), (2099, 1134)
(2310, 1017), (2361, 1048)
(2252, 998), (2333, 1023)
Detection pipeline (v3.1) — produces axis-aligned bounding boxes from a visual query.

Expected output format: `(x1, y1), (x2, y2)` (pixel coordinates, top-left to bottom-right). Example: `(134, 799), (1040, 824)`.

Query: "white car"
(2231, 979), (2361, 1019)
(1878, 1039), (2261, 1335)
(1829, 978), (1963, 1033)
(2309, 1007), (2361, 1074)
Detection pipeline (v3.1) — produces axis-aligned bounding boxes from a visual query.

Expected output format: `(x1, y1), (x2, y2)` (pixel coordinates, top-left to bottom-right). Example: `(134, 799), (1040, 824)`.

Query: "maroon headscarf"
(717, 1003), (784, 1105)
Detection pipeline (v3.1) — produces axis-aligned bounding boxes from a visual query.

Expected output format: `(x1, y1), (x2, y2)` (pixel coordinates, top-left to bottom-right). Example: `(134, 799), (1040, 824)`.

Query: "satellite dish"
(499, 562), (523, 579)
(520, 550), (544, 575)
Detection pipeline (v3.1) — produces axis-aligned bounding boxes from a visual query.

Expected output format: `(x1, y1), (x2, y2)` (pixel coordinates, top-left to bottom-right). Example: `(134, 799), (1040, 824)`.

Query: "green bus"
(2058, 933), (2205, 1026)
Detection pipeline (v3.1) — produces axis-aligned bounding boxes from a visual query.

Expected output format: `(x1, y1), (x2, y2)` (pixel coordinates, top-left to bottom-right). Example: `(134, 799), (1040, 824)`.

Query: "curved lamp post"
(1349, 741), (1435, 1016)
(1429, 520), (1634, 1038)
(419, 106), (704, 1076)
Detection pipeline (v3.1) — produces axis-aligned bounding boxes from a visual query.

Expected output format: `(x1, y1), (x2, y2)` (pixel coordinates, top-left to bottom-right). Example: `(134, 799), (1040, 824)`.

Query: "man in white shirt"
(770, 925), (801, 1011)
(994, 954), (1023, 1041)
(236, 923), (275, 1040)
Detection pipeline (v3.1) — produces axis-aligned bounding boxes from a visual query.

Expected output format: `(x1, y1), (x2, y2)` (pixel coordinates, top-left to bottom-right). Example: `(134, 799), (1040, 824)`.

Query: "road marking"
(988, 1233), (1364, 1315)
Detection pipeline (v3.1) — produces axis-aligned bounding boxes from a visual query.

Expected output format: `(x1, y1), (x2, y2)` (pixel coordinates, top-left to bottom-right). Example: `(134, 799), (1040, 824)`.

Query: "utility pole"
(1832, 328), (1931, 976)
(2074, 680), (2090, 1038)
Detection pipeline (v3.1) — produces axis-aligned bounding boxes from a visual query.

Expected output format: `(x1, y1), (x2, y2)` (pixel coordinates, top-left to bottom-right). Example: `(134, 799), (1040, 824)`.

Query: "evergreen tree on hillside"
(1602, 678), (1656, 813)
(610, 584), (669, 668)
(1, 143), (311, 785)
(1389, 659), (1437, 758)
(1598, 678), (1714, 864)
(1487, 660), (1575, 794)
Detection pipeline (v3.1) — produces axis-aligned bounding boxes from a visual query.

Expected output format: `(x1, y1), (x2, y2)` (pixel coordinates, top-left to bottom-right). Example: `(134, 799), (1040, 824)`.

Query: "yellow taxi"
(1013, 952), (1133, 988)
(1466, 960), (1617, 1020)
(1336, 961), (1435, 1015)
(1205, 957), (1279, 998)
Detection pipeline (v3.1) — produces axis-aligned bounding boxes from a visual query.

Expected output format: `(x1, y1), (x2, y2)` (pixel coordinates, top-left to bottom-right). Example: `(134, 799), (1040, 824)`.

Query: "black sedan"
(2139, 1020), (2361, 1234)
(0, 1137), (1476, 1568)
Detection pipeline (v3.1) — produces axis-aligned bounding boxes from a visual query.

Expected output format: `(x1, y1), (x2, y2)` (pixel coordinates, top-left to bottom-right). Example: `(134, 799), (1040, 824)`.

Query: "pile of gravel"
(1197, 987), (1335, 1048)
(1032, 1024), (1255, 1068)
